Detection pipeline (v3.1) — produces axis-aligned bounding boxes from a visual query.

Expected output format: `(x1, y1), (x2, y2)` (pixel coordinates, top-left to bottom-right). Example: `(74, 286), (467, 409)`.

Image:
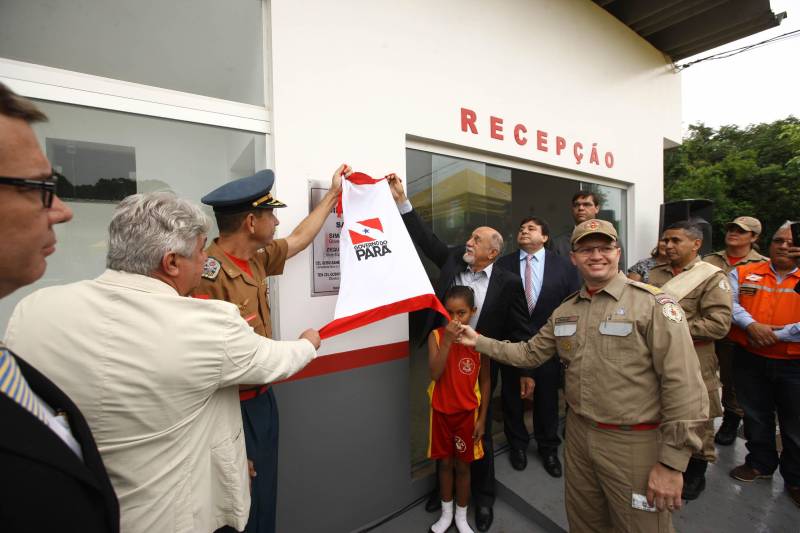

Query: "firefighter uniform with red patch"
(649, 259), (733, 466)
(192, 169), (290, 533)
(473, 272), (708, 532)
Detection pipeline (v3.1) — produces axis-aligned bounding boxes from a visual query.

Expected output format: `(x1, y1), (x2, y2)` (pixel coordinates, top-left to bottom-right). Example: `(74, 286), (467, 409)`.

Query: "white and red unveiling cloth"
(319, 172), (448, 339)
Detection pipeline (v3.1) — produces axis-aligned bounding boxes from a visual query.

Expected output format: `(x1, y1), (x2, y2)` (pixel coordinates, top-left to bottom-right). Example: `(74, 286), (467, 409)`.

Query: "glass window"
(406, 148), (628, 468)
(0, 100), (266, 326)
(0, 0), (264, 105)
(48, 138), (137, 202)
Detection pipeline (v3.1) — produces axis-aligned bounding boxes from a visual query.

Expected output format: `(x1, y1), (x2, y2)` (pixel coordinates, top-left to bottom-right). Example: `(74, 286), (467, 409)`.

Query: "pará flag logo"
(349, 217), (393, 261)
(348, 218), (383, 244)
(319, 172), (449, 339)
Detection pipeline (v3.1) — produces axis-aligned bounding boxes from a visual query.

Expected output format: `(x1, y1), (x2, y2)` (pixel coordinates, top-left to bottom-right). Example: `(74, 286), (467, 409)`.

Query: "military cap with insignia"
(201, 169), (287, 214)
(571, 218), (618, 245)
(726, 216), (761, 235)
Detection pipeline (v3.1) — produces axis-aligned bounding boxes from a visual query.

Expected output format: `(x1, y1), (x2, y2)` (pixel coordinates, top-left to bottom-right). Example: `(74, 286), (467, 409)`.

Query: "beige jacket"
(474, 272), (708, 471)
(649, 257), (733, 391)
(4, 270), (317, 533)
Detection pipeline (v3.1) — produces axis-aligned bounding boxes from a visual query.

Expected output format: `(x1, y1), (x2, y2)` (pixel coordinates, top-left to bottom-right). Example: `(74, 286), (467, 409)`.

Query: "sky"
(680, 0), (800, 130)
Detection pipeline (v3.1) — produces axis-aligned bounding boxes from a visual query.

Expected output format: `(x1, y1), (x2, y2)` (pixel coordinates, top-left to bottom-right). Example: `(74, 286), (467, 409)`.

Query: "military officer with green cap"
(458, 219), (709, 533)
(194, 164), (351, 533)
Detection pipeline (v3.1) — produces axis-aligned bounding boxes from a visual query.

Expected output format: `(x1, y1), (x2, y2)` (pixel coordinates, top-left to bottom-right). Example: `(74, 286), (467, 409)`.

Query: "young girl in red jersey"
(427, 286), (491, 533)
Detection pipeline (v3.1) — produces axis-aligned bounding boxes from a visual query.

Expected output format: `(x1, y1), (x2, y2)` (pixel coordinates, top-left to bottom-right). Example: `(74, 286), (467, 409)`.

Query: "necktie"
(524, 254), (535, 314)
(0, 348), (47, 424)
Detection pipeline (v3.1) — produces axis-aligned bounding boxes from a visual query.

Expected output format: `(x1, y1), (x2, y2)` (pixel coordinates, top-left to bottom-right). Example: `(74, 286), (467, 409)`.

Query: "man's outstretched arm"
(285, 164), (352, 258)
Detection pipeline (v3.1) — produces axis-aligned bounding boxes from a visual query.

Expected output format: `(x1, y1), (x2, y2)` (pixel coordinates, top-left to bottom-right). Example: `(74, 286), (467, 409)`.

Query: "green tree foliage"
(665, 117), (800, 249)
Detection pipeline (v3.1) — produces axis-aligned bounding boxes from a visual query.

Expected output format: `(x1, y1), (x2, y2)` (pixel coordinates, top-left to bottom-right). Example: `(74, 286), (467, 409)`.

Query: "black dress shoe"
(714, 411), (741, 446)
(541, 452), (563, 478)
(424, 490), (441, 512)
(475, 505), (493, 532)
(682, 474), (706, 501)
(509, 448), (528, 471)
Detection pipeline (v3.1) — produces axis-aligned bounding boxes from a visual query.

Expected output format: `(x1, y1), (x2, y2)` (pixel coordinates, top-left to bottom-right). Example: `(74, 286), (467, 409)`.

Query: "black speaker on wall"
(659, 199), (714, 255)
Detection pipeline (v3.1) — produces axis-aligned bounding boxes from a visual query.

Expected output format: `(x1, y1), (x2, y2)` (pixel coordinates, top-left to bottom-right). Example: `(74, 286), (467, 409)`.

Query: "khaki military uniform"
(649, 257), (733, 461)
(193, 239), (289, 338)
(475, 272), (708, 533)
(192, 237), (290, 533)
(703, 249), (767, 417)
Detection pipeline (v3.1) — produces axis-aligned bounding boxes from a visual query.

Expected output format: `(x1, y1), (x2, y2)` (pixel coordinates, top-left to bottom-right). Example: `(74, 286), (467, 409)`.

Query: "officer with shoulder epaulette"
(649, 220), (733, 502)
(458, 219), (709, 533)
(193, 164), (352, 533)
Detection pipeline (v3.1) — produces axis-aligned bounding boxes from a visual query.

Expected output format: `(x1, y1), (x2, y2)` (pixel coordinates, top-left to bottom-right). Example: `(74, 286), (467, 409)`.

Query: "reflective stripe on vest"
(728, 261), (800, 358)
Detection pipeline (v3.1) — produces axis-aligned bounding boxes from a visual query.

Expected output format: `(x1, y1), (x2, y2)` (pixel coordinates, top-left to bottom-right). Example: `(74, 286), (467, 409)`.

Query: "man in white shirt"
(5, 192), (321, 533)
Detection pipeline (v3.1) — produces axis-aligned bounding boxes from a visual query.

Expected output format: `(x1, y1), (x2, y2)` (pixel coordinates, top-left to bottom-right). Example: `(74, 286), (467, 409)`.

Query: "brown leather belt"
(239, 384), (270, 402)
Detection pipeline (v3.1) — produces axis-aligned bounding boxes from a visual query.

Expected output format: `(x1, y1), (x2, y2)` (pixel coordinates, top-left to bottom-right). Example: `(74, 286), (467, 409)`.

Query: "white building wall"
(267, 1), (682, 530)
(269, 0), (681, 349)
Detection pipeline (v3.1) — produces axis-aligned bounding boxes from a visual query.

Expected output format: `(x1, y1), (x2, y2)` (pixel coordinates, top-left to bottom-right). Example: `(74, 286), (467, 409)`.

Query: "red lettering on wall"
(457, 107), (616, 170)
(514, 124), (527, 145)
(536, 130), (548, 152)
(555, 136), (566, 155)
(461, 107), (478, 134)
(490, 116), (504, 140)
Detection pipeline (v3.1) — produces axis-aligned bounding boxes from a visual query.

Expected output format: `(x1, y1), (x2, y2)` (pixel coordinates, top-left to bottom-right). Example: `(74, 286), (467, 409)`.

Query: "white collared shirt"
(456, 263), (493, 328)
(37, 391), (84, 461)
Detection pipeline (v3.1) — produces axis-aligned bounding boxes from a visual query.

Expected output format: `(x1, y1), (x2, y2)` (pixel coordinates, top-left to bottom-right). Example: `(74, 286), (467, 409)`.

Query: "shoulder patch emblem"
(202, 257), (221, 280)
(718, 278), (731, 292)
(655, 293), (676, 305)
(662, 302), (684, 323)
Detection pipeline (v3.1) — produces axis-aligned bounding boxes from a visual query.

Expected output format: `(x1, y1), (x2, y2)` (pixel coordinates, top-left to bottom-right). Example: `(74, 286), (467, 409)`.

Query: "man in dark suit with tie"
(495, 216), (580, 479)
(388, 174), (529, 532)
(0, 83), (119, 532)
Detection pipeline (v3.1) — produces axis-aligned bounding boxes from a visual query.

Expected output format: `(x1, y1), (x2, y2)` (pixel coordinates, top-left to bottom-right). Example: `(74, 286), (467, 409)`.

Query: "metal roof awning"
(593, 0), (786, 61)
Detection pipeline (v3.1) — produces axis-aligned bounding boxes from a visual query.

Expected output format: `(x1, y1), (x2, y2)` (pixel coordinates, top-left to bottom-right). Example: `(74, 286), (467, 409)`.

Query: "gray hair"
(489, 230), (504, 254)
(107, 192), (210, 275)
(774, 220), (794, 238)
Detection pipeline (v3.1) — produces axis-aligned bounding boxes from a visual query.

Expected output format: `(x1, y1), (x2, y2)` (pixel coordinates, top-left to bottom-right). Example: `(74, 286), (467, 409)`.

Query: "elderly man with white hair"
(4, 192), (320, 533)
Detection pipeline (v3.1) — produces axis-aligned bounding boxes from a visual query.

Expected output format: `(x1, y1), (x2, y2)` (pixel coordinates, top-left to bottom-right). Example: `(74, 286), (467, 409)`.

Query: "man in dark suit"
(495, 216), (580, 479)
(0, 83), (119, 532)
(552, 191), (625, 271)
(388, 174), (529, 532)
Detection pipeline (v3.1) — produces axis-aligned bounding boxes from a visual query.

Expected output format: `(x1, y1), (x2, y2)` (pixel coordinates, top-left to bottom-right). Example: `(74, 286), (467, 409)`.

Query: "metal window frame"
(0, 57), (270, 134)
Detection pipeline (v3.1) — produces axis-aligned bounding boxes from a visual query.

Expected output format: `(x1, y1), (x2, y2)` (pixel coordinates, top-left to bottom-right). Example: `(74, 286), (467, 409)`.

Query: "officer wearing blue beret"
(194, 164), (351, 533)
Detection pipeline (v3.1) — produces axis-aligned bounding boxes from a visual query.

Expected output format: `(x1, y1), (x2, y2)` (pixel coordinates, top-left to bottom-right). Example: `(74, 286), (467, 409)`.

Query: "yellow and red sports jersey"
(427, 327), (481, 414)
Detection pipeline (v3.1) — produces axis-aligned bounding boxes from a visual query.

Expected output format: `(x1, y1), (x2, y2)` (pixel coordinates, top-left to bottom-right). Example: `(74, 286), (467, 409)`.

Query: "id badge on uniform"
(631, 493), (657, 513)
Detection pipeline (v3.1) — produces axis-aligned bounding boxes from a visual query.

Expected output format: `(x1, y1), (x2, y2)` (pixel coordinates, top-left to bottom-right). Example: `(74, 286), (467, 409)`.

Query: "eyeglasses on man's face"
(572, 244), (619, 256)
(0, 171), (61, 208)
(771, 238), (794, 247)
